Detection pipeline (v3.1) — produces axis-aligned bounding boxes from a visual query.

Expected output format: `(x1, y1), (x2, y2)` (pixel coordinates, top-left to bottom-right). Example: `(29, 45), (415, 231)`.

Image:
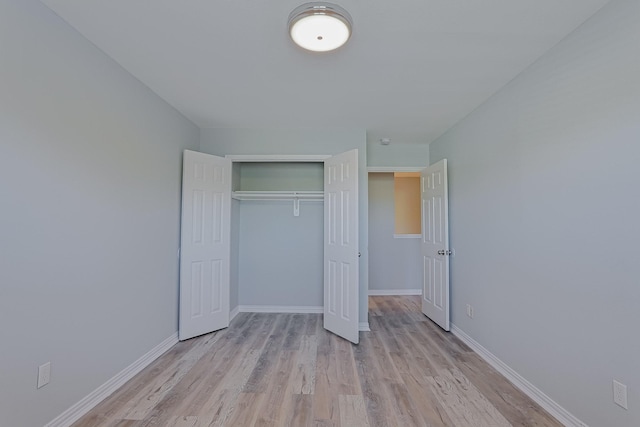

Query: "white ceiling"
(40, 0), (610, 145)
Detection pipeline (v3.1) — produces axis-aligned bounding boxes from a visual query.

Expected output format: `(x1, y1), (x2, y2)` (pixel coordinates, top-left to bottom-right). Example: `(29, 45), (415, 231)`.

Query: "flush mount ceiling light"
(288, 2), (353, 52)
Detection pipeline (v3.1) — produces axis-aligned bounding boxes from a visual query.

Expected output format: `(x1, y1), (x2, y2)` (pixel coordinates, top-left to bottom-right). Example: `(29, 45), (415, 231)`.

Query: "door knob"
(437, 250), (445, 255)
(437, 250), (452, 256)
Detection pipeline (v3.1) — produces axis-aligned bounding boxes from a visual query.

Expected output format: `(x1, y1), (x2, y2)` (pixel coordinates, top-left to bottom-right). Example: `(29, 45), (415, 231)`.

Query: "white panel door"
(179, 150), (231, 341)
(421, 159), (450, 331)
(324, 149), (359, 344)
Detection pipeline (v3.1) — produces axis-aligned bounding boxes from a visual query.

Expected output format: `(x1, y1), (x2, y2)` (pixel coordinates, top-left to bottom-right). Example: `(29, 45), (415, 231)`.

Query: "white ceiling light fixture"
(288, 2), (353, 52)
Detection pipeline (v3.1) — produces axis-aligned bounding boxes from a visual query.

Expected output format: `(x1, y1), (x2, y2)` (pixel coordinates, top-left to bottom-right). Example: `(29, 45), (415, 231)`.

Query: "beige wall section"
(394, 176), (421, 234)
(394, 172), (421, 178)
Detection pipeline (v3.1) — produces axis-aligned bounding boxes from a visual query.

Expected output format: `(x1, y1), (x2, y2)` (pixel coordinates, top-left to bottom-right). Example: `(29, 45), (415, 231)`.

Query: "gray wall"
(0, 2), (199, 426)
(367, 141), (430, 167)
(230, 199), (241, 311)
(238, 162), (324, 191)
(230, 166), (241, 310)
(238, 201), (324, 307)
(368, 173), (422, 292)
(200, 128), (369, 323)
(429, 0), (639, 425)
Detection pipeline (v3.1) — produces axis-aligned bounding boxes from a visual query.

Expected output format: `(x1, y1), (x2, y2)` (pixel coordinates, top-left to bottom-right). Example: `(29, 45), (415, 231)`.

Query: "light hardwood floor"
(73, 296), (561, 427)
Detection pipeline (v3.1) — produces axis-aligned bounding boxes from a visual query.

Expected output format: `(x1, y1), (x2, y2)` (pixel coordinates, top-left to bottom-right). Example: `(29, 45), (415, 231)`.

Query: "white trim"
(238, 305), (323, 314)
(369, 289), (422, 296)
(45, 333), (179, 427)
(359, 322), (371, 332)
(229, 306), (240, 321)
(367, 166), (425, 172)
(393, 234), (421, 239)
(451, 325), (588, 427)
(226, 154), (330, 162)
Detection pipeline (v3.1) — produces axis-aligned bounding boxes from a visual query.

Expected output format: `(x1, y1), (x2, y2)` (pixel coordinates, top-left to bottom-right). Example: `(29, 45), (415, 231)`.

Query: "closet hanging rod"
(231, 190), (324, 201)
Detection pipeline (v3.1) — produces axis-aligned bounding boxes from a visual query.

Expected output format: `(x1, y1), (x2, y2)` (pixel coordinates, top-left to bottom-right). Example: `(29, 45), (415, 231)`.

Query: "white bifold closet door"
(178, 149), (359, 344)
(179, 150), (231, 341)
(324, 149), (359, 344)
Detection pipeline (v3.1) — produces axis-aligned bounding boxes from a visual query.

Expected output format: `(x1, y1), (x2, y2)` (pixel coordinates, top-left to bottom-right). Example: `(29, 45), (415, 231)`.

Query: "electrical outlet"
(613, 380), (628, 409)
(466, 304), (474, 318)
(37, 362), (51, 389)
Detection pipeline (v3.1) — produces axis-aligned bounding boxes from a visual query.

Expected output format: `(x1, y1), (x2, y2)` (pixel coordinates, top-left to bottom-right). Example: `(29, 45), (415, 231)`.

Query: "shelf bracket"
(293, 197), (300, 217)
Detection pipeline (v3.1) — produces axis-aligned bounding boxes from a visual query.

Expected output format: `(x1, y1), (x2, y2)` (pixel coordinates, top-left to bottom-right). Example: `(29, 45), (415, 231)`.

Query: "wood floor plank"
(283, 313), (305, 350)
(311, 392), (340, 426)
(109, 420), (142, 427)
(198, 349), (262, 426)
(447, 367), (512, 426)
(73, 297), (563, 427)
(304, 313), (320, 335)
(311, 353), (341, 424)
(166, 415), (199, 427)
(331, 335), (361, 395)
(385, 381), (430, 427)
(399, 370), (455, 426)
(456, 351), (561, 427)
(338, 394), (370, 427)
(134, 314), (274, 426)
(222, 392), (263, 427)
(253, 350), (297, 426)
(352, 335), (402, 427)
(75, 333), (223, 426)
(243, 314), (291, 393)
(288, 394), (314, 427)
(427, 368), (512, 427)
(290, 334), (318, 395)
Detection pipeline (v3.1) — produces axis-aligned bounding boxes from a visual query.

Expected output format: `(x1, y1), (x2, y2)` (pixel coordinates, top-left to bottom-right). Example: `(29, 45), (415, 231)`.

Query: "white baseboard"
(229, 306), (240, 321)
(451, 325), (587, 427)
(45, 333), (179, 427)
(368, 289), (421, 296)
(359, 322), (371, 332)
(238, 305), (323, 314)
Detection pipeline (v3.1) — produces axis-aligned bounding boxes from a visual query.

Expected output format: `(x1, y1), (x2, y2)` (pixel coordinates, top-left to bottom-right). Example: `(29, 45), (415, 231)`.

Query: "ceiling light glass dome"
(288, 3), (353, 52)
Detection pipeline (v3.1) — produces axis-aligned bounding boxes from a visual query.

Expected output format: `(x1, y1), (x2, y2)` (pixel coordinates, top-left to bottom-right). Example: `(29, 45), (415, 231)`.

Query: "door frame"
(226, 154), (331, 162)
(367, 165), (451, 328)
(366, 166), (426, 296)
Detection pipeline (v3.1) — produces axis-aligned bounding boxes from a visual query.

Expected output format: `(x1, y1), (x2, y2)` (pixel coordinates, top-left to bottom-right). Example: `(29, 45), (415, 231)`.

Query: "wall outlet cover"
(613, 380), (628, 410)
(37, 362), (51, 389)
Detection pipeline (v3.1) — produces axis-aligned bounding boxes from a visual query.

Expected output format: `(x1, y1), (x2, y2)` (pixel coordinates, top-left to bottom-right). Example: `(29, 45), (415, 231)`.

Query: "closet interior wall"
(231, 162), (325, 310)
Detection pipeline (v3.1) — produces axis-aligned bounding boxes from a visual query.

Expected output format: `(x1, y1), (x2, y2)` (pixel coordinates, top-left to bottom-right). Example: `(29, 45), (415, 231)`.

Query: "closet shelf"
(231, 191), (324, 201)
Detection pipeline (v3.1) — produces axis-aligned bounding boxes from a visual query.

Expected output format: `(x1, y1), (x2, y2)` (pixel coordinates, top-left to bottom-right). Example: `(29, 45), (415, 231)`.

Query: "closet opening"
(179, 150), (361, 343)
(231, 161), (325, 312)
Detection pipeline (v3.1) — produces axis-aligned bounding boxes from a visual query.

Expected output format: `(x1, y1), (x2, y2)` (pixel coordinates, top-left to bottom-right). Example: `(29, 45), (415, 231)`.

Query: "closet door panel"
(179, 150), (231, 341)
(324, 149), (359, 344)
